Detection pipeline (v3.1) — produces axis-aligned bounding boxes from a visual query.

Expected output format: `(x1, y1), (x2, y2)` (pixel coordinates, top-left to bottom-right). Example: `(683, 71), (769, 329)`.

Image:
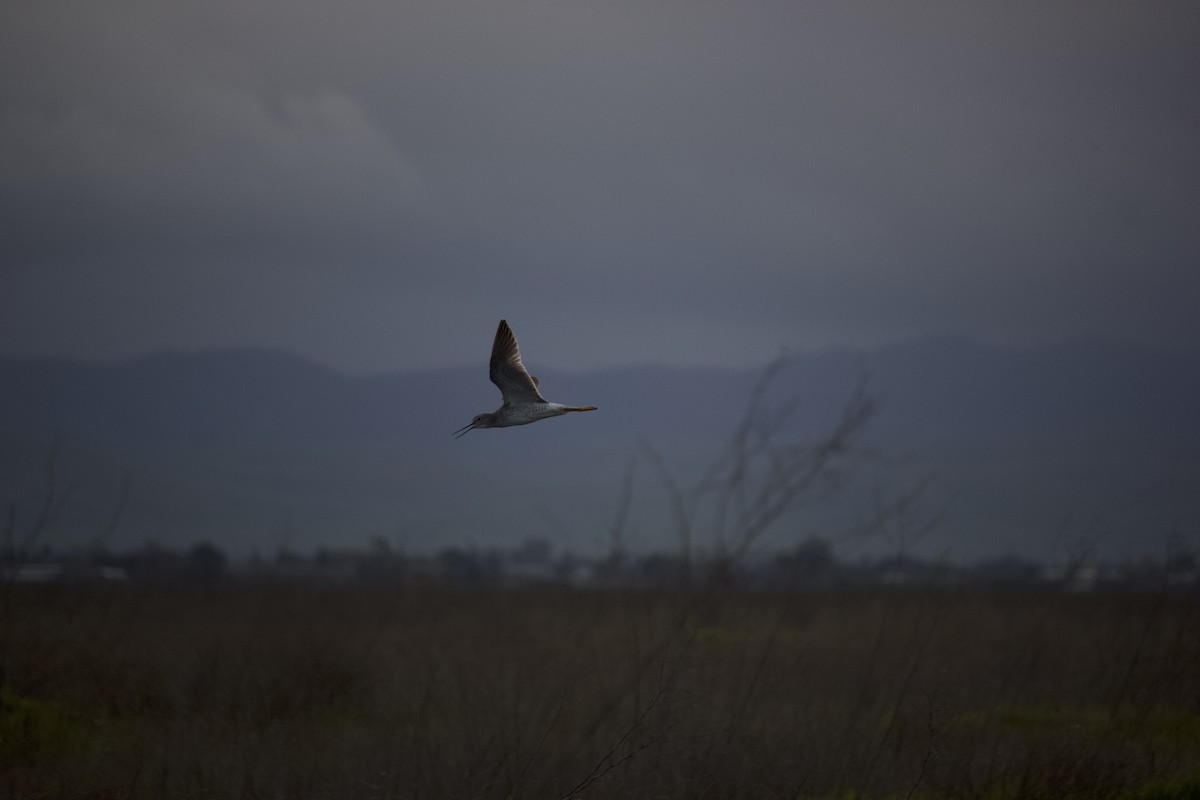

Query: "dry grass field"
(2, 583), (1199, 799)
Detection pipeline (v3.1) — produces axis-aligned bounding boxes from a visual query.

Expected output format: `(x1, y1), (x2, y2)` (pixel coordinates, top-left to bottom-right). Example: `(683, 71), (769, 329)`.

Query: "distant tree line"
(3, 535), (1197, 593)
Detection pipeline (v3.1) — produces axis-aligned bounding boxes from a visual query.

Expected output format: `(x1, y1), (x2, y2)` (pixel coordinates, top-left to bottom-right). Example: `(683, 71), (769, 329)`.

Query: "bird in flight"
(453, 320), (597, 439)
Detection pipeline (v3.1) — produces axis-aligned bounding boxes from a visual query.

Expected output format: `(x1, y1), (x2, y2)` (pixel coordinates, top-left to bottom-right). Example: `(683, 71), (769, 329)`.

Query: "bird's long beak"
(451, 422), (475, 439)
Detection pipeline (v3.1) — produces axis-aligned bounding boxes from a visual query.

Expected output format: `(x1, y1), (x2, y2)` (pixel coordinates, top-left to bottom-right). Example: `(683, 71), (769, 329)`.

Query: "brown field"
(2, 583), (1199, 799)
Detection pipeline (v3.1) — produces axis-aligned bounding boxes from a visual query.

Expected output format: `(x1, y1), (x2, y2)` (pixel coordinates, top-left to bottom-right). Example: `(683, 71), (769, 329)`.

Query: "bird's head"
(452, 412), (496, 439)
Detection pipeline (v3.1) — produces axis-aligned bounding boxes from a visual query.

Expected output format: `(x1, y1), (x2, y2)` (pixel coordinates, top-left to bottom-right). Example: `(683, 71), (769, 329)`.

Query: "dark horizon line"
(1, 331), (1197, 377)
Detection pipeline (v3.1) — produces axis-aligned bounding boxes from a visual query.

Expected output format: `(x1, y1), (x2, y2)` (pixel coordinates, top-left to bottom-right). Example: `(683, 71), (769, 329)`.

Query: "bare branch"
(92, 467), (134, 552)
(640, 440), (693, 587)
(19, 434), (77, 556)
(607, 456), (638, 560)
(636, 357), (882, 588)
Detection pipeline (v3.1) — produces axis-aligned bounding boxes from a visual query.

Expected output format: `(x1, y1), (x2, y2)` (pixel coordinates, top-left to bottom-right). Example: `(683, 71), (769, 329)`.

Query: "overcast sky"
(2, 1), (1198, 373)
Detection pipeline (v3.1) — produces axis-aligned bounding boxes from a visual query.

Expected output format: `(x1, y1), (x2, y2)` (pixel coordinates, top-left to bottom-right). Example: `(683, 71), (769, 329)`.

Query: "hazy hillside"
(2, 338), (1198, 561)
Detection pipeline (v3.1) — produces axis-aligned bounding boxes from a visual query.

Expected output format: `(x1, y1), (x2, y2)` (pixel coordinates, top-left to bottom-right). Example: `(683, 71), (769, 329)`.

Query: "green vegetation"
(2, 585), (1198, 798)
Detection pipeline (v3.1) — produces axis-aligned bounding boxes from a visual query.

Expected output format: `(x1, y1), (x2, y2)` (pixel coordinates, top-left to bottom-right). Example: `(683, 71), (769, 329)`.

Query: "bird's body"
(454, 320), (597, 438)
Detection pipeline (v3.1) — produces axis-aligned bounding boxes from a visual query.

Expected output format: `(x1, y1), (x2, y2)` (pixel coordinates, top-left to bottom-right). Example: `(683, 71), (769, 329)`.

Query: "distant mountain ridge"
(2, 337), (1197, 561)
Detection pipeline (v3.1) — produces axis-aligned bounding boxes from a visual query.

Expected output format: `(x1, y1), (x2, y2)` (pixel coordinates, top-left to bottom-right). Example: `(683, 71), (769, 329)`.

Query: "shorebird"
(453, 320), (597, 439)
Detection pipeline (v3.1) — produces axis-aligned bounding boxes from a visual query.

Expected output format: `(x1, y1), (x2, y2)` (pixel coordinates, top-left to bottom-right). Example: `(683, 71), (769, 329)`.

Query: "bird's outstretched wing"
(489, 320), (547, 405)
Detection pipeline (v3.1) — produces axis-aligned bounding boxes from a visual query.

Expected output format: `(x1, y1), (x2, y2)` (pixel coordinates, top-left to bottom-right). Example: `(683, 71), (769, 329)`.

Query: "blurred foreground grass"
(2, 584), (1199, 799)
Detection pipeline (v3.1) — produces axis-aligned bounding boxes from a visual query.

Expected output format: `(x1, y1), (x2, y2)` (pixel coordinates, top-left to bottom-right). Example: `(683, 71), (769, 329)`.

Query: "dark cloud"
(2, 1), (1198, 371)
